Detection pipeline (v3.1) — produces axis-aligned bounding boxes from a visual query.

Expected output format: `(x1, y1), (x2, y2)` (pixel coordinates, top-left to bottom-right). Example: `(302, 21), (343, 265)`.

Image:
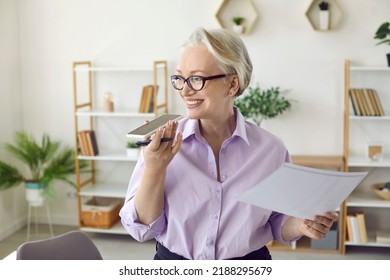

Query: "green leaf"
(374, 22), (390, 46)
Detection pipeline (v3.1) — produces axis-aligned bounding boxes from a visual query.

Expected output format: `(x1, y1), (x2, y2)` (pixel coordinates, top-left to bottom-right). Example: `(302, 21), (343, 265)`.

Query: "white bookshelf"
(343, 60), (390, 253)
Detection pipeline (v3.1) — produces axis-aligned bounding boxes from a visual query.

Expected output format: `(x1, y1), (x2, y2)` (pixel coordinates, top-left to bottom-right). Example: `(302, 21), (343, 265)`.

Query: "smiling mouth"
(186, 99), (203, 106)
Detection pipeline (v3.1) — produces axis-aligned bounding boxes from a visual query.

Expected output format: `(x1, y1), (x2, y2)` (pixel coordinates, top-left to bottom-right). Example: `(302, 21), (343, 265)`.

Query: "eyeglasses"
(170, 74), (230, 91)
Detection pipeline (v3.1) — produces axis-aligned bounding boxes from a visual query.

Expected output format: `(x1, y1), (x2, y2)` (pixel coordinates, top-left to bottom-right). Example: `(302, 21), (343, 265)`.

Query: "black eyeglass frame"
(170, 74), (230, 91)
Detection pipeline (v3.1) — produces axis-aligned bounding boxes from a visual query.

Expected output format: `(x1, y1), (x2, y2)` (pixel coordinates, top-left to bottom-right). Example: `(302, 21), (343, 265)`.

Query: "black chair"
(16, 230), (103, 260)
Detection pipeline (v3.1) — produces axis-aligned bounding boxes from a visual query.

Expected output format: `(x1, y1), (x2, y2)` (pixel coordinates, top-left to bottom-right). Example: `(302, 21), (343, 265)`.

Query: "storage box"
(311, 222), (338, 250)
(366, 142), (384, 161)
(81, 197), (122, 229)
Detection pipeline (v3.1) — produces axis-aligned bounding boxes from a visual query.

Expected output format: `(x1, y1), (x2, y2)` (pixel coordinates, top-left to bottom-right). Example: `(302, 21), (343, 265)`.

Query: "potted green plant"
(232, 16), (245, 34)
(374, 22), (390, 67)
(234, 85), (293, 126)
(126, 141), (140, 158)
(0, 131), (87, 206)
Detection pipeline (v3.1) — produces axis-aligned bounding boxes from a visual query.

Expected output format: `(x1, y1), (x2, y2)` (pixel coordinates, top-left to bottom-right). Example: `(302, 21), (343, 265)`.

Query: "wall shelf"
(305, 0), (343, 31)
(215, 0), (258, 35)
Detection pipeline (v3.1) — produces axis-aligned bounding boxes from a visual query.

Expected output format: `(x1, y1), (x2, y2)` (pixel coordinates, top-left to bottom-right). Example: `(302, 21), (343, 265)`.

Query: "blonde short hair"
(182, 27), (253, 96)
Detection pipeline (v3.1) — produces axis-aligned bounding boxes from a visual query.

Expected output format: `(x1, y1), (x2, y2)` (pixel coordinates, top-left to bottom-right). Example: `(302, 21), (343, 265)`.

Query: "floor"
(1, 224), (389, 260)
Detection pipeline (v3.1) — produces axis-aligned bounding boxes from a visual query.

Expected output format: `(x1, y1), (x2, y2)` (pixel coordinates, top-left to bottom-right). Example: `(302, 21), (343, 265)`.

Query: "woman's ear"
(228, 75), (240, 97)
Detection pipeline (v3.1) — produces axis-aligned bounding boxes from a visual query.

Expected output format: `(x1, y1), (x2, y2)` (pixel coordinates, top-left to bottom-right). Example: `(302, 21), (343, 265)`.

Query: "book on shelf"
(354, 89), (368, 116)
(371, 89), (385, 116)
(346, 214), (361, 244)
(346, 214), (353, 242)
(148, 85), (159, 113)
(138, 85), (154, 113)
(349, 89), (361, 116)
(376, 230), (390, 243)
(77, 132), (87, 156)
(77, 130), (99, 156)
(367, 89), (380, 116)
(362, 89), (376, 116)
(355, 212), (368, 244)
(88, 130), (99, 156)
(358, 89), (370, 116)
(80, 131), (91, 156)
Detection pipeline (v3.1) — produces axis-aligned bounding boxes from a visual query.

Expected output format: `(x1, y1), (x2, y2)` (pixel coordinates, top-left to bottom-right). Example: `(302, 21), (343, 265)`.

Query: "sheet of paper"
(237, 163), (367, 219)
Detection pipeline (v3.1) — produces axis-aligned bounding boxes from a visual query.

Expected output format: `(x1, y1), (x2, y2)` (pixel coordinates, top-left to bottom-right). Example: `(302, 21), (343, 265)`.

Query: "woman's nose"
(180, 83), (196, 96)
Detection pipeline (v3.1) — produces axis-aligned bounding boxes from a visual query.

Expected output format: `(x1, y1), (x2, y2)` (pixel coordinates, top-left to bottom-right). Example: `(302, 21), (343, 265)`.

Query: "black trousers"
(154, 242), (272, 260)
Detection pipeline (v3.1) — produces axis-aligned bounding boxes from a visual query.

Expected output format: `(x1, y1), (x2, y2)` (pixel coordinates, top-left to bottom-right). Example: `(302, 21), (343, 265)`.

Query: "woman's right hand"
(134, 120), (182, 225)
(142, 120), (182, 171)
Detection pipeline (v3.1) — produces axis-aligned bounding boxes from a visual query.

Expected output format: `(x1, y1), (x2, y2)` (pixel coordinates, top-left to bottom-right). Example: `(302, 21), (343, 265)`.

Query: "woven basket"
(371, 183), (390, 201)
(81, 197), (122, 228)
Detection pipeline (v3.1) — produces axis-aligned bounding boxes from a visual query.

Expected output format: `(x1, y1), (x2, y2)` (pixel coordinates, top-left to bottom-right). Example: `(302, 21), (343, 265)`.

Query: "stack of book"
(77, 130), (99, 156)
(346, 212), (368, 244)
(349, 88), (385, 116)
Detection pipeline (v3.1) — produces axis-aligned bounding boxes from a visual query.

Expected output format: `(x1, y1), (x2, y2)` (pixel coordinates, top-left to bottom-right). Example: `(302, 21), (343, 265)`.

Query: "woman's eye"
(191, 76), (202, 83)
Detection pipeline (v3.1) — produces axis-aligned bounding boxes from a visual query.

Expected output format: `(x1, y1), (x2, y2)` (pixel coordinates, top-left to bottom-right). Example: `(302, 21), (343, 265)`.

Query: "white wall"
(0, 0), (25, 240)
(1, 0), (389, 234)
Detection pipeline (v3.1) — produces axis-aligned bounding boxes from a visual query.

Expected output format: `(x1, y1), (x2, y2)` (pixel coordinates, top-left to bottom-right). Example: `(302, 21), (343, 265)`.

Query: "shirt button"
(222, 174), (227, 179)
(215, 189), (220, 194)
(208, 240), (215, 246)
(212, 214), (218, 220)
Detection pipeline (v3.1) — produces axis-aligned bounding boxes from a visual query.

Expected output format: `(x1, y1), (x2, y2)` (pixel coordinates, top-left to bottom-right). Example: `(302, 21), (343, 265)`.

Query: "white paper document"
(237, 163), (367, 219)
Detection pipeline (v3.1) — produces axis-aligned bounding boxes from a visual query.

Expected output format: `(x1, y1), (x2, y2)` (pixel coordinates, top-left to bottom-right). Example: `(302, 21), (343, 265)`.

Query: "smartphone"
(126, 114), (183, 140)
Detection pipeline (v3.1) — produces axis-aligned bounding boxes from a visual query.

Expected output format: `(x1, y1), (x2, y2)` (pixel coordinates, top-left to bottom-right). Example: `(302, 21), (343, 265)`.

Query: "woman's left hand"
(300, 211), (339, 240)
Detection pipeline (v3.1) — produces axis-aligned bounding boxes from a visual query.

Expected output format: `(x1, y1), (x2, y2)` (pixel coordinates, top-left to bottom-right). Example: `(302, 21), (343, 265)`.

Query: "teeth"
(187, 100), (203, 105)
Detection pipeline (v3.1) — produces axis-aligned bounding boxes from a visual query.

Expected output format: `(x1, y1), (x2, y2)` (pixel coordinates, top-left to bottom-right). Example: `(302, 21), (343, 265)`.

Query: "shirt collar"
(180, 107), (250, 146)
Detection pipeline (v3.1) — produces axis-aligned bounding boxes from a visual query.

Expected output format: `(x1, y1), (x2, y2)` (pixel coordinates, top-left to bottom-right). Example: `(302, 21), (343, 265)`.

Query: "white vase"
(233, 24), (244, 34)
(319, 10), (330, 30)
(126, 148), (140, 158)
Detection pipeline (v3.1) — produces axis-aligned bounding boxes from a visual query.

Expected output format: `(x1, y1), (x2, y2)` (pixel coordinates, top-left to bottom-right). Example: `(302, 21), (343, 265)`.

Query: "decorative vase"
(233, 24), (244, 34)
(104, 91), (114, 112)
(319, 10), (329, 30)
(25, 182), (46, 207)
(126, 148), (140, 158)
(104, 101), (114, 112)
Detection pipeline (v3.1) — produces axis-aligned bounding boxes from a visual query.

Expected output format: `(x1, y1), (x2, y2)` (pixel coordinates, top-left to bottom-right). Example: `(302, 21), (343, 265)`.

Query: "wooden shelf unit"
(343, 59), (390, 252)
(72, 60), (168, 234)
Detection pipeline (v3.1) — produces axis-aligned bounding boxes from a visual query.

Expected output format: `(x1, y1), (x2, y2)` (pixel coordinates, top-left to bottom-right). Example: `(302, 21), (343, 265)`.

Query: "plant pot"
(25, 182), (46, 207)
(233, 24), (244, 34)
(126, 148), (140, 158)
(319, 10), (329, 30)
